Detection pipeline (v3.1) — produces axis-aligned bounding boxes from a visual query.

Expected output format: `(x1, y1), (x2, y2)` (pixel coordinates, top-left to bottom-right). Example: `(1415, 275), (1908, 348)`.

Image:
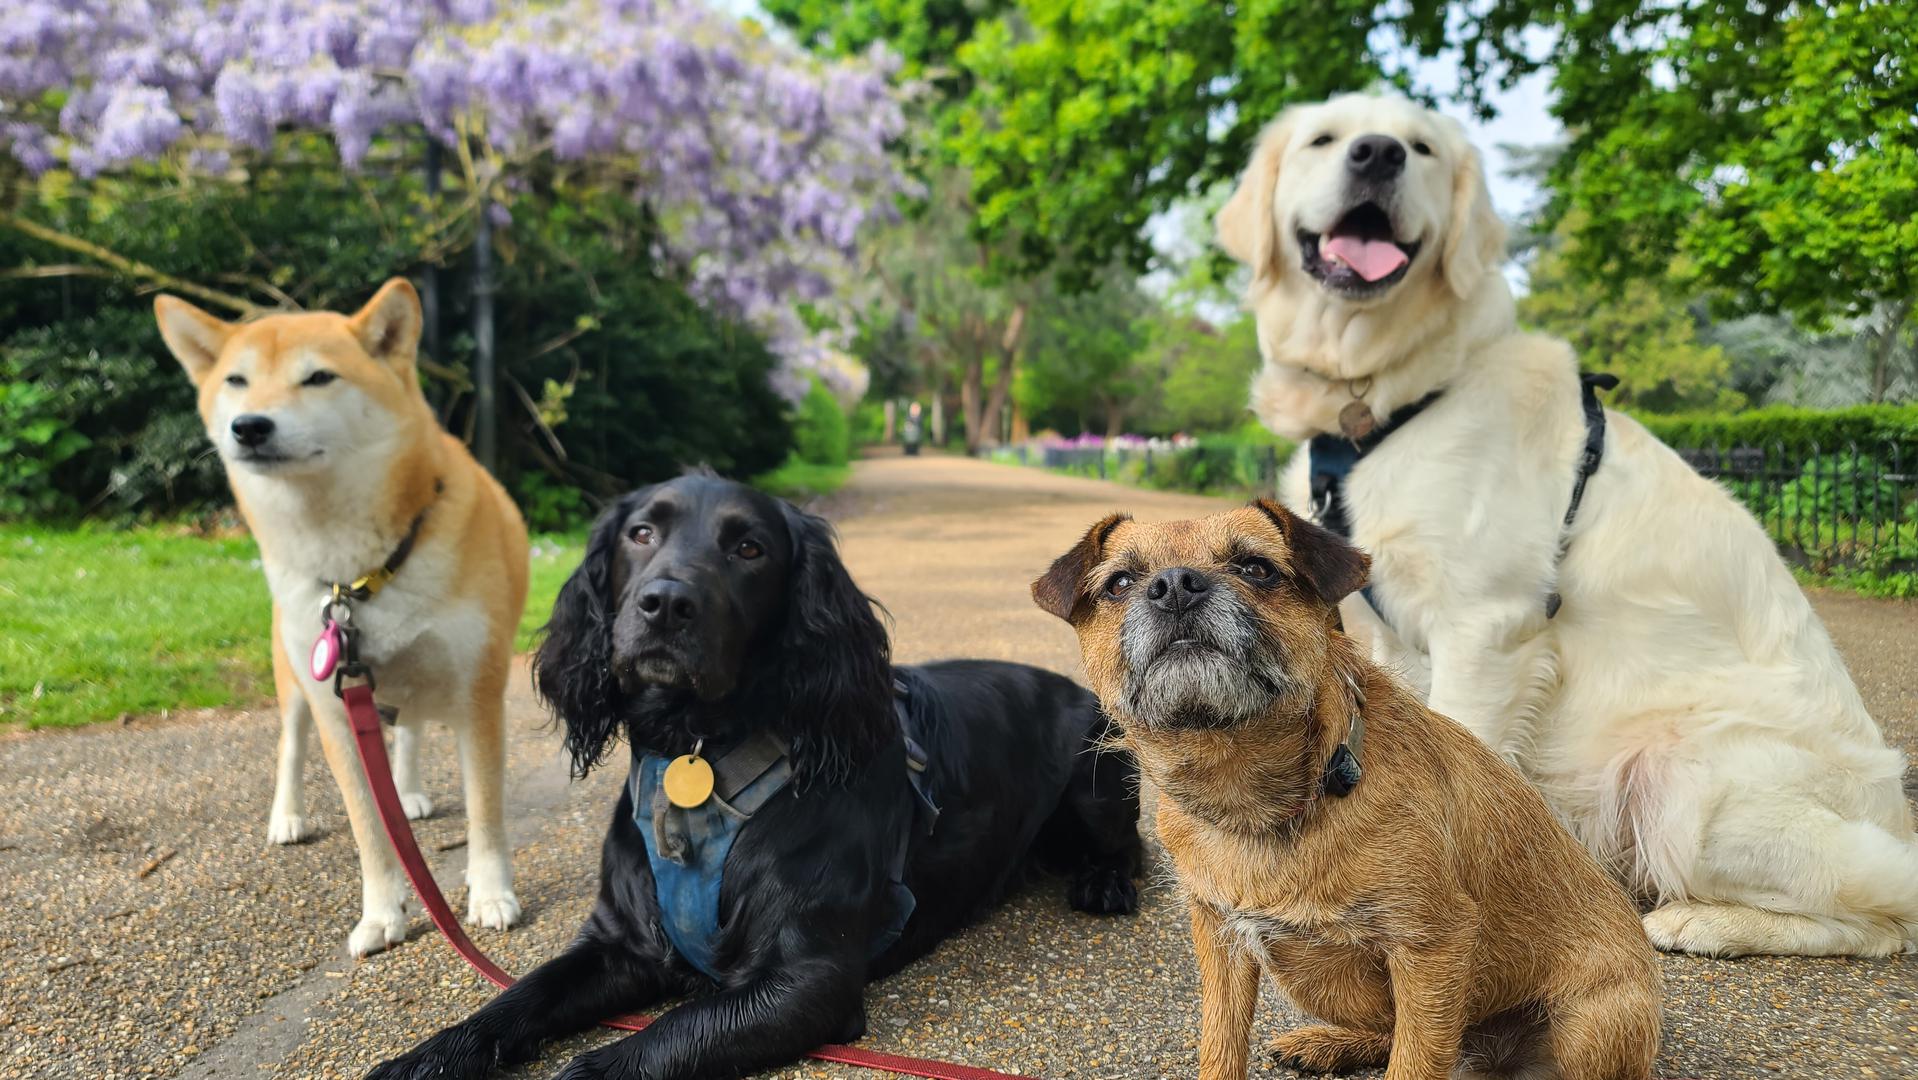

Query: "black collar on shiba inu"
(326, 478), (444, 602)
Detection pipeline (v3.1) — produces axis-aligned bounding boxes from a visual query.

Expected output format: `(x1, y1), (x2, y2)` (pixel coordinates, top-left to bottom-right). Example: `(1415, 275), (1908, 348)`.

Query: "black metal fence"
(1673, 442), (1916, 572)
(1021, 443), (1285, 498)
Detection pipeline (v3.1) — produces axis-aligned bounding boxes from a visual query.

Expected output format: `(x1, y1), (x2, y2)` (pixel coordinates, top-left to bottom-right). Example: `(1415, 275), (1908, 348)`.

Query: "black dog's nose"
(230, 414), (276, 447)
(636, 578), (698, 631)
(1346, 134), (1406, 182)
(1146, 567), (1212, 614)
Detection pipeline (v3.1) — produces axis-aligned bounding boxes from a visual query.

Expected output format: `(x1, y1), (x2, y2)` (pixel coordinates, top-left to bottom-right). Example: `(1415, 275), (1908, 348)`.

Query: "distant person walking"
(903, 400), (924, 457)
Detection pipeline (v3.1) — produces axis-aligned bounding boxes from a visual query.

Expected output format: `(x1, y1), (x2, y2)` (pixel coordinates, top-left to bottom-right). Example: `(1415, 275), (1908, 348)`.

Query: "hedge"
(1635, 404), (1918, 458)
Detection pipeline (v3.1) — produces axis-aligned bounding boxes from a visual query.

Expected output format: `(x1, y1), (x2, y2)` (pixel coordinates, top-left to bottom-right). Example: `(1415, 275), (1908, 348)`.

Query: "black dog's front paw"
(1068, 864), (1139, 915)
(365, 1026), (497, 1080)
(552, 1046), (641, 1080)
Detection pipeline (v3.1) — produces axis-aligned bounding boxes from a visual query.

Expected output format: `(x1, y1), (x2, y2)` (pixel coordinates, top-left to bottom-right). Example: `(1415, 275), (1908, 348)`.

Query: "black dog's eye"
(1104, 571), (1136, 598)
(628, 524), (655, 545)
(1411, 140), (1433, 156)
(225, 374), (247, 388)
(1234, 556), (1279, 582)
(303, 370), (338, 387)
(735, 539), (763, 561)
(1310, 133), (1334, 147)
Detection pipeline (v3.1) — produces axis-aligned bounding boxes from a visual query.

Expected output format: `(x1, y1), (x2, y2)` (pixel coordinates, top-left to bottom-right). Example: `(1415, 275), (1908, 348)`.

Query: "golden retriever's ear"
(1437, 140), (1507, 300)
(348, 277), (423, 367)
(1215, 113), (1294, 283)
(1033, 513), (1131, 622)
(154, 295), (236, 385)
(1253, 498), (1370, 604)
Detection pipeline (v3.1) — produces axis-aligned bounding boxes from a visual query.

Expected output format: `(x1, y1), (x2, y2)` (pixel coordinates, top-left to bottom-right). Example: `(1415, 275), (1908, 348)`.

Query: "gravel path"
(2, 453), (1912, 1079)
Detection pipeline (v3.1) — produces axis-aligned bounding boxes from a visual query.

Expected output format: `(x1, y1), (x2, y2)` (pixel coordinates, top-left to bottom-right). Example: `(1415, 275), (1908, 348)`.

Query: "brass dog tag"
(663, 754), (716, 808)
(1338, 400), (1377, 441)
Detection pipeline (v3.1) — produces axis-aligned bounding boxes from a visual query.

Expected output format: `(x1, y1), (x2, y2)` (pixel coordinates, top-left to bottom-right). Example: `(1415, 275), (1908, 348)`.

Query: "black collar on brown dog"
(1321, 670), (1366, 798)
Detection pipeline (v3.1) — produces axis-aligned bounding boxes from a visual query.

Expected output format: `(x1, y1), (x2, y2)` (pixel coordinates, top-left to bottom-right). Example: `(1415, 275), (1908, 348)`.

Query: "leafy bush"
(1636, 404), (1918, 458)
(851, 399), (888, 446)
(793, 377), (851, 466)
(0, 166), (794, 525)
(1777, 455), (1910, 525)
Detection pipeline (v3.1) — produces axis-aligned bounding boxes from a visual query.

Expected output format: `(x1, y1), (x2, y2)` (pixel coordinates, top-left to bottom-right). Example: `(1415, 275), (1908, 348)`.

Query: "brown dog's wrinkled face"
(1034, 501), (1369, 733)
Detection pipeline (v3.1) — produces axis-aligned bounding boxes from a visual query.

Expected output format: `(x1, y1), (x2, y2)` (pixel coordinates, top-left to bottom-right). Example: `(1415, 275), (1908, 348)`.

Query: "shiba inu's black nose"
(231, 414), (276, 447)
(1347, 134), (1405, 182)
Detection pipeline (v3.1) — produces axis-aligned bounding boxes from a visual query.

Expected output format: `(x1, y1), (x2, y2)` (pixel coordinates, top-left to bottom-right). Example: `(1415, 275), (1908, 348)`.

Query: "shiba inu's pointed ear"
(1253, 498), (1370, 604)
(154, 296), (235, 384)
(1216, 110), (1295, 285)
(348, 278), (423, 367)
(1033, 513), (1131, 623)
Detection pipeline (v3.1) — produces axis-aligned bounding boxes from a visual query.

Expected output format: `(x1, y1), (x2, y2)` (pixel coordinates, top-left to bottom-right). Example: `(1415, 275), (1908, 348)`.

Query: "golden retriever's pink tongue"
(1322, 236), (1408, 281)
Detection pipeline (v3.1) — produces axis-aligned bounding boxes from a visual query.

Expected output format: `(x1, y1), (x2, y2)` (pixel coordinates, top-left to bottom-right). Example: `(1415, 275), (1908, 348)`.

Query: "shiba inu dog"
(155, 279), (528, 957)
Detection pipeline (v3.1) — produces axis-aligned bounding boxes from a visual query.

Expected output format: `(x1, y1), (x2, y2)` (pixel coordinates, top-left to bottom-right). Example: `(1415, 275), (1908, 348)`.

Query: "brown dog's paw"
(1268, 1025), (1391, 1074)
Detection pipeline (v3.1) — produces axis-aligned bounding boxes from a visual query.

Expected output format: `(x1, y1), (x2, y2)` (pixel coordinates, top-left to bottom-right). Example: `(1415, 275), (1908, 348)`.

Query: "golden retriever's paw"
(1269, 1024), (1391, 1073)
(399, 791), (435, 821)
(349, 908), (410, 958)
(467, 888), (522, 930)
(266, 812), (311, 845)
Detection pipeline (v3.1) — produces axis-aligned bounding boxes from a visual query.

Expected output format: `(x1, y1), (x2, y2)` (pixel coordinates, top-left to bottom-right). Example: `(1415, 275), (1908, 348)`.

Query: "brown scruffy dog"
(1033, 500), (1662, 1080)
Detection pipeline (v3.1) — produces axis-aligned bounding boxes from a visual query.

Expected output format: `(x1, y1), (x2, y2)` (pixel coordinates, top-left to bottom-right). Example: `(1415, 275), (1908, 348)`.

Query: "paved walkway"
(2, 454), (1912, 1079)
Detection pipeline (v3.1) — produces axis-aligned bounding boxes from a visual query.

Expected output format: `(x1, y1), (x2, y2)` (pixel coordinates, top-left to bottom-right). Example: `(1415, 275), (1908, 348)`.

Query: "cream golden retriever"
(1216, 92), (1918, 957)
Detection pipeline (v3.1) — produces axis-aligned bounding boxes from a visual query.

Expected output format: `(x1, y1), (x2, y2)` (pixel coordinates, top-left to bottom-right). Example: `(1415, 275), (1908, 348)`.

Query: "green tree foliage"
(1519, 218), (1743, 413)
(1156, 317), (1261, 433)
(1525, 0), (1916, 399)
(1015, 269), (1153, 436)
(792, 376), (853, 466)
(1, 168), (792, 522)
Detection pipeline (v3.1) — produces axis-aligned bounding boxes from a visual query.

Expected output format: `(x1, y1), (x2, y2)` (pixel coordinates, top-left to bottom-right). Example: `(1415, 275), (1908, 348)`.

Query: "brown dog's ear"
(153, 295), (236, 384)
(1252, 498), (1370, 603)
(347, 277), (423, 367)
(1215, 110), (1295, 284)
(1032, 513), (1130, 622)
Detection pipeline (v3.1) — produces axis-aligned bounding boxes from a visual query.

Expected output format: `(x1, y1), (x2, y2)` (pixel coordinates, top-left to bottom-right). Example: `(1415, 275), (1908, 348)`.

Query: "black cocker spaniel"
(367, 472), (1141, 1080)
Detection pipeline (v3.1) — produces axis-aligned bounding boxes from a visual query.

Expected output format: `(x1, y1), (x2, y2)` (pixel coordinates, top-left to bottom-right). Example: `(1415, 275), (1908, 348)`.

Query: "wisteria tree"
(0, 0), (909, 402)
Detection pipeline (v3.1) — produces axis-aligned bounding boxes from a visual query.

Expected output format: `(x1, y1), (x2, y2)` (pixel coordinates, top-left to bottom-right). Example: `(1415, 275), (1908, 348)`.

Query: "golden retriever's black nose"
(1347, 134), (1406, 182)
(231, 414), (276, 447)
(1147, 568), (1212, 614)
(636, 578), (698, 631)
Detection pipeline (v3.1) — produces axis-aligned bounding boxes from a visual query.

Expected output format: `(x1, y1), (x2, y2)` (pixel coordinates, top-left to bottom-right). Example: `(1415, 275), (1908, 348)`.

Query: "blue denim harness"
(631, 684), (939, 981)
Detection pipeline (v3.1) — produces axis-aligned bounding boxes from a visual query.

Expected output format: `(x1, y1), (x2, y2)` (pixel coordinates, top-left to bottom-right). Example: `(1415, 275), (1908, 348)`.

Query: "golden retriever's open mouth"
(1298, 202), (1420, 296)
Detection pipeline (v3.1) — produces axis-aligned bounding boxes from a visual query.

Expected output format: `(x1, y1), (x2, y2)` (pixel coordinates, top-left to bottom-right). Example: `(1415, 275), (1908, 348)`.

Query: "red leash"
(342, 684), (1033, 1080)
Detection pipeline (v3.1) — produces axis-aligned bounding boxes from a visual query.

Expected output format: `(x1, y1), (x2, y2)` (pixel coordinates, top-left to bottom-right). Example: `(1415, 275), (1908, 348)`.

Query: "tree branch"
(0, 211), (270, 315)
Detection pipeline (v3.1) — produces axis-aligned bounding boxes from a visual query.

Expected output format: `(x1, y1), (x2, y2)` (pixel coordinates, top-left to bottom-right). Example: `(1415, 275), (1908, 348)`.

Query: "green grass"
(0, 523), (582, 731)
(751, 455), (851, 501)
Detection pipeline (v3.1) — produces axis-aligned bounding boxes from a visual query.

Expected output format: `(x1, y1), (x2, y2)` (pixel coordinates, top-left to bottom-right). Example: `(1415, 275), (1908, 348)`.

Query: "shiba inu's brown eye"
(1310, 133), (1334, 147)
(735, 540), (764, 561)
(304, 370), (338, 387)
(1234, 556), (1279, 582)
(628, 524), (655, 545)
(1104, 571), (1136, 598)
(1411, 140), (1433, 156)
(225, 374), (247, 388)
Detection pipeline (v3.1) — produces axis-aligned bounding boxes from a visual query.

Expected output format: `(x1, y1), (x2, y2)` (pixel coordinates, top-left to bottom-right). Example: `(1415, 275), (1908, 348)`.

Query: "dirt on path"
(1, 453), (1913, 1079)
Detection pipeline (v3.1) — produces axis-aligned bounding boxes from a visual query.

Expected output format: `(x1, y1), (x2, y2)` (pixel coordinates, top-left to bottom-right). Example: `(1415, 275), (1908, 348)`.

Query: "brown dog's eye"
(628, 524), (655, 545)
(1104, 571), (1135, 598)
(225, 374), (247, 388)
(1411, 140), (1433, 156)
(1310, 133), (1334, 147)
(1234, 556), (1279, 582)
(735, 539), (763, 560)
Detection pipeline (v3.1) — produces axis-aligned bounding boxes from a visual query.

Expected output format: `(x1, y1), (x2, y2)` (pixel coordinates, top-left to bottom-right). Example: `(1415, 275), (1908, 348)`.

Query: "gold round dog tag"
(1338, 400), (1377, 441)
(663, 754), (715, 808)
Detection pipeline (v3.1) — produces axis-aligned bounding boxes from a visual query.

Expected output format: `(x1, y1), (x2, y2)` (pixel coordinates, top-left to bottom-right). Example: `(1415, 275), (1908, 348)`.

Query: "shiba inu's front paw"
(399, 791), (434, 821)
(266, 812), (311, 845)
(467, 888), (522, 930)
(349, 908), (410, 958)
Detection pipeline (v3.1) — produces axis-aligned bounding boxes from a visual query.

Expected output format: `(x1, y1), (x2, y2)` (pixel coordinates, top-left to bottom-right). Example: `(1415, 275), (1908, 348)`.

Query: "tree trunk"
(1105, 401), (1126, 440)
(978, 301), (1027, 453)
(882, 399), (897, 443)
(1869, 298), (1912, 403)
(960, 355), (985, 454)
(930, 394), (946, 447)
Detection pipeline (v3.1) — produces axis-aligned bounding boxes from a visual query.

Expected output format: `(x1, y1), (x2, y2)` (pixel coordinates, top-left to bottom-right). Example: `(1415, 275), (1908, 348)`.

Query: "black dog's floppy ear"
(774, 501), (893, 786)
(534, 491), (642, 777)
(1252, 498), (1370, 604)
(1032, 513), (1130, 622)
